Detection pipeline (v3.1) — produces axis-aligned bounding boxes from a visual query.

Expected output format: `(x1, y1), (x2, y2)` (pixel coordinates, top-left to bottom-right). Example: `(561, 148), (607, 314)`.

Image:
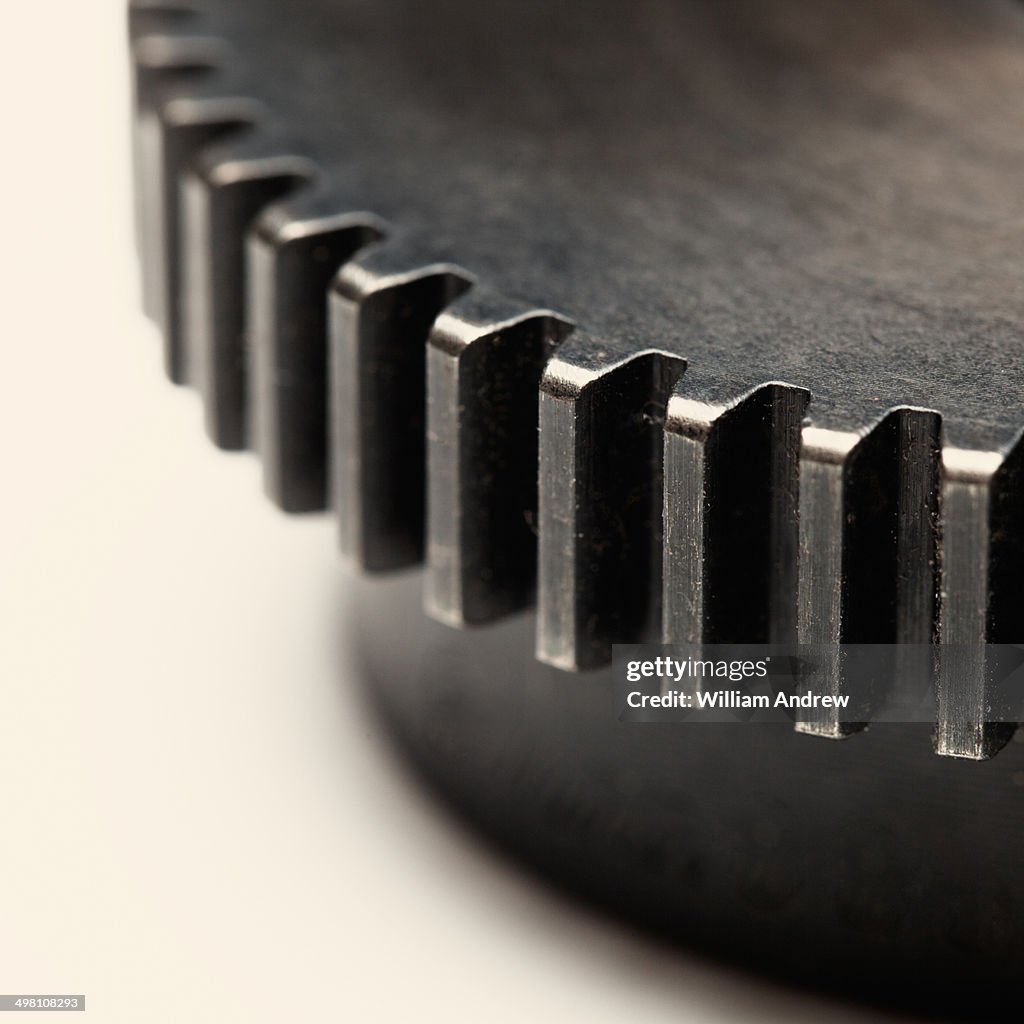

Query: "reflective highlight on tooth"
(130, 34), (224, 278)
(249, 197), (385, 510)
(128, 1), (200, 44)
(425, 290), (572, 626)
(140, 85), (261, 381)
(662, 383), (807, 648)
(936, 443), (1023, 759)
(183, 134), (315, 448)
(329, 235), (473, 571)
(131, 33), (222, 119)
(536, 338), (685, 671)
(796, 410), (941, 740)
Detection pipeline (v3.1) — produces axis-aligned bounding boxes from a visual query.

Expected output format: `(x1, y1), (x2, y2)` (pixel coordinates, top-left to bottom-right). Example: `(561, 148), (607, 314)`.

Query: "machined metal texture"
(132, 0), (1024, 762)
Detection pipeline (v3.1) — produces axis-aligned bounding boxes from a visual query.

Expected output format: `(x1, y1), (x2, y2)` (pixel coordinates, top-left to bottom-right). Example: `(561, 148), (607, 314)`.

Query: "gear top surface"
(162, 0), (1024, 448)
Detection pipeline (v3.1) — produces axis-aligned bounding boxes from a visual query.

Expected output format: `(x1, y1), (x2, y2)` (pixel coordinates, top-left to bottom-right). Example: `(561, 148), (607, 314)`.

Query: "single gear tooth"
(182, 130), (316, 449)
(424, 289), (573, 627)
(662, 381), (808, 648)
(128, 1), (199, 43)
(131, 34), (224, 270)
(131, 32), (220, 119)
(936, 441), (1024, 760)
(249, 192), (386, 511)
(329, 233), (473, 571)
(128, 3), (210, 252)
(536, 337), (685, 671)
(141, 79), (262, 381)
(796, 408), (941, 740)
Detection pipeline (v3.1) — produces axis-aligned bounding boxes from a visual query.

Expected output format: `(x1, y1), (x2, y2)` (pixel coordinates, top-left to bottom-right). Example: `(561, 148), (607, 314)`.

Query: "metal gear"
(130, 0), (1024, 1007)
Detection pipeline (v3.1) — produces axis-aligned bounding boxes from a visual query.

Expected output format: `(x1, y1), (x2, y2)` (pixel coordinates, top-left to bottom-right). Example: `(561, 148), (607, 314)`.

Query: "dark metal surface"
(351, 571), (1024, 1014)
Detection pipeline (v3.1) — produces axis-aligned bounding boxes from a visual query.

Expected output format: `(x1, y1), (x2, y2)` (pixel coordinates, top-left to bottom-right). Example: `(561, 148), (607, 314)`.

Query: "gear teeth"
(329, 234), (473, 571)
(536, 338), (685, 671)
(137, 77), (262, 382)
(182, 131), (316, 449)
(662, 382), (808, 647)
(936, 441), (1024, 759)
(424, 290), (573, 627)
(795, 409), (941, 740)
(127, 7), (1024, 759)
(249, 193), (386, 512)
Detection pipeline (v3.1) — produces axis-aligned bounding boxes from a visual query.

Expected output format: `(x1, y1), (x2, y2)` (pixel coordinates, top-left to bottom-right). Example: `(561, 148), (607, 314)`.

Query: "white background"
(0, 3), (894, 1021)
